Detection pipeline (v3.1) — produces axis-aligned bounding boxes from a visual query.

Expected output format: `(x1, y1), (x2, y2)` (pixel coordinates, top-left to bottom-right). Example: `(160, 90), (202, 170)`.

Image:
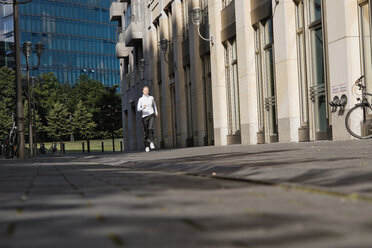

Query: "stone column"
(208, 0), (228, 146)
(272, 0), (301, 142)
(324, 0), (361, 140)
(172, 0), (188, 147)
(159, 12), (174, 148)
(188, 0), (207, 147)
(235, 0), (258, 145)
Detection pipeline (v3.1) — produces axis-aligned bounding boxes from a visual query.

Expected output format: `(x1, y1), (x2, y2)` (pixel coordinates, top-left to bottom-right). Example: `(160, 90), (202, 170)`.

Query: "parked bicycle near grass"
(39, 143), (57, 155)
(1, 113), (20, 159)
(345, 75), (372, 139)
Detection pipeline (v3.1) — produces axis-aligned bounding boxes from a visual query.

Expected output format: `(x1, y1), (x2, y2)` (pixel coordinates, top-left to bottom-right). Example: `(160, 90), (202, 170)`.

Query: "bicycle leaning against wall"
(345, 75), (372, 139)
(1, 113), (21, 159)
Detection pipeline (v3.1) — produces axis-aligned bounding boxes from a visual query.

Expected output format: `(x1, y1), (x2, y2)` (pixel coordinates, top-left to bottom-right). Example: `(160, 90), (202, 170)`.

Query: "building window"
(223, 0), (234, 8)
(254, 27), (265, 134)
(254, 18), (278, 142)
(224, 38), (241, 136)
(308, 0), (327, 134)
(202, 54), (214, 145)
(359, 0), (372, 94)
(263, 19), (277, 138)
(295, 0), (309, 128)
(200, 0), (209, 26)
(182, 0), (189, 38)
(309, 0), (322, 22)
(184, 66), (193, 139)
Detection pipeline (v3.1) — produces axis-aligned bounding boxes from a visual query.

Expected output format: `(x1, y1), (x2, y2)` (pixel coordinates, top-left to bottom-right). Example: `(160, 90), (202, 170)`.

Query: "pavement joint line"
(181, 218), (206, 232)
(112, 162), (372, 204)
(108, 233), (125, 247)
(212, 175), (372, 203)
(5, 223), (16, 237)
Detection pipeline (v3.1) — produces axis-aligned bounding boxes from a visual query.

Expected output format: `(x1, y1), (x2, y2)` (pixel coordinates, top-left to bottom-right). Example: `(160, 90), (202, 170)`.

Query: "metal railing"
(309, 84), (326, 102)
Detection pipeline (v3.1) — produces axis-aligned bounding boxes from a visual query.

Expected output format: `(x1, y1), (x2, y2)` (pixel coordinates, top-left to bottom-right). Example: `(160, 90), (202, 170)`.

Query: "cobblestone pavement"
(1, 140), (372, 248)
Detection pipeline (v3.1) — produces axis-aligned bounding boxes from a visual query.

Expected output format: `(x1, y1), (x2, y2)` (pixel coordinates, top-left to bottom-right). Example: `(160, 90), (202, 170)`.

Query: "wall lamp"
(191, 7), (214, 45)
(159, 39), (177, 69)
(139, 58), (153, 85)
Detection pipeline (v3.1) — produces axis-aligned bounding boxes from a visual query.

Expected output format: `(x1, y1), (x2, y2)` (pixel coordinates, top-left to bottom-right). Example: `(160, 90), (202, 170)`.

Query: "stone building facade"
(110, 0), (372, 150)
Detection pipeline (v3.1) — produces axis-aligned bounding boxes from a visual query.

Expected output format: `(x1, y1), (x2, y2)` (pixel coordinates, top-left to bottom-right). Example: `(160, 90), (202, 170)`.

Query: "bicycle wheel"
(12, 132), (20, 158)
(345, 105), (372, 139)
(2, 141), (12, 159)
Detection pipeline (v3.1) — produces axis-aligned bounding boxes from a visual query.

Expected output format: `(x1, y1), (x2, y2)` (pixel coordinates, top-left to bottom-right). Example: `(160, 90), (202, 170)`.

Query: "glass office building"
(0, 0), (119, 88)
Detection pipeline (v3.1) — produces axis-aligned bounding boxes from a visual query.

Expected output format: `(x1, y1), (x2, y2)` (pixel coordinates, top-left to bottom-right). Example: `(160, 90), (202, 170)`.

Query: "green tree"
(45, 102), (72, 153)
(0, 102), (13, 141)
(71, 75), (106, 114)
(73, 101), (96, 142)
(95, 85), (122, 150)
(23, 100), (44, 141)
(0, 67), (16, 141)
(33, 73), (73, 140)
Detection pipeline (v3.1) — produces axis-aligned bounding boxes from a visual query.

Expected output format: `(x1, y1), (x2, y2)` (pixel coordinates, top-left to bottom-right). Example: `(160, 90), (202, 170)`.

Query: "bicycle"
(39, 143), (57, 155)
(47, 143), (57, 155)
(345, 75), (372, 139)
(1, 113), (20, 159)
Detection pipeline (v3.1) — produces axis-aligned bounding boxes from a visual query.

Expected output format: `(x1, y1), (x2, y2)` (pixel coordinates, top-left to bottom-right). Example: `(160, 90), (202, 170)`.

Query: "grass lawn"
(31, 138), (124, 154)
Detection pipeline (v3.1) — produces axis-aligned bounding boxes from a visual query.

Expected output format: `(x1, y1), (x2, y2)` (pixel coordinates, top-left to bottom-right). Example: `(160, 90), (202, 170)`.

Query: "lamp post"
(191, 7), (214, 45)
(138, 58), (153, 87)
(80, 68), (95, 79)
(159, 39), (176, 68)
(22, 41), (44, 157)
(1, 0), (33, 159)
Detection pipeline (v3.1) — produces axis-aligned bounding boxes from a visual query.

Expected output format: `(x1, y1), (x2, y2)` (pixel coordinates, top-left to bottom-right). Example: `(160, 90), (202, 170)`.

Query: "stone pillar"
(159, 12), (174, 148)
(272, 0), (301, 142)
(208, 0), (228, 146)
(172, 0), (188, 147)
(235, 0), (258, 145)
(188, 0), (207, 147)
(324, 0), (361, 140)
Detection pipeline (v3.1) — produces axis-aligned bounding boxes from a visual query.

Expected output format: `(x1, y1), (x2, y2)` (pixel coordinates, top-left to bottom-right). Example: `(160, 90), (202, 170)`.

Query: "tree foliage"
(45, 102), (72, 141)
(0, 67), (122, 143)
(95, 85), (122, 139)
(72, 101), (96, 140)
(0, 67), (15, 141)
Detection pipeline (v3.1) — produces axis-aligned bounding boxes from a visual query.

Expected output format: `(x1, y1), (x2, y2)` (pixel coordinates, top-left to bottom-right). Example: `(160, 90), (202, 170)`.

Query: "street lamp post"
(1, 0), (33, 159)
(22, 41), (44, 157)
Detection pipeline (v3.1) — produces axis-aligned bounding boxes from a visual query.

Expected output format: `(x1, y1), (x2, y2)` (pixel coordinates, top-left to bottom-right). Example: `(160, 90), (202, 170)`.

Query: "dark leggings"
(142, 114), (155, 147)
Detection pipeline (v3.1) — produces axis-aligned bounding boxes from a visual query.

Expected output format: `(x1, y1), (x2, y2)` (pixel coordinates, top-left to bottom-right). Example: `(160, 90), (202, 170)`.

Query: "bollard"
(120, 141), (123, 152)
(101, 142), (104, 152)
(112, 139), (115, 152)
(87, 139), (91, 153)
(62, 143), (66, 154)
(82, 142), (85, 153)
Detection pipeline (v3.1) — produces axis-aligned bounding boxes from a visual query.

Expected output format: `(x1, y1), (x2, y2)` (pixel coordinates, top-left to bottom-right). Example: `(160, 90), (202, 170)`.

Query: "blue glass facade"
(1, 0), (119, 88)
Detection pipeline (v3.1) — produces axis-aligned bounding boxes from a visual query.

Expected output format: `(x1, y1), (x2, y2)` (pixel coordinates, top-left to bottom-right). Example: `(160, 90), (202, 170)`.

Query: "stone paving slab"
(73, 140), (372, 199)
(0, 160), (372, 247)
(1, 140), (372, 247)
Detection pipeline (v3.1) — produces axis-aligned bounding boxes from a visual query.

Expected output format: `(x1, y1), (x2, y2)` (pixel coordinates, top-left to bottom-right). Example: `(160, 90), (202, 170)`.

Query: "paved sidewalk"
(76, 139), (372, 200)
(1, 140), (372, 248)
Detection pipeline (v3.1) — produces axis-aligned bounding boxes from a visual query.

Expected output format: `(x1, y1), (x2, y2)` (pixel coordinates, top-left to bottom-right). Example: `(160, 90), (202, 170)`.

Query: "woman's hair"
(143, 86), (149, 90)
